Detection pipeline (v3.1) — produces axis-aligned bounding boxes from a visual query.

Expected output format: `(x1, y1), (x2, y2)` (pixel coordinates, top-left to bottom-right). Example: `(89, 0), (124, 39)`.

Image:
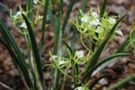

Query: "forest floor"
(0, 0), (135, 90)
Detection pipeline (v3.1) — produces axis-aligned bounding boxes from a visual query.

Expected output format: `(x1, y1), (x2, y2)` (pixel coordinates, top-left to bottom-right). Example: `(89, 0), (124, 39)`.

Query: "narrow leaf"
(64, 42), (74, 55)
(48, 9), (56, 32)
(100, 0), (108, 18)
(81, 0), (87, 12)
(62, 0), (76, 33)
(108, 74), (135, 90)
(26, 0), (33, 19)
(40, 0), (49, 47)
(52, 12), (62, 90)
(0, 20), (33, 88)
(88, 53), (130, 78)
(22, 14), (43, 82)
(116, 36), (130, 53)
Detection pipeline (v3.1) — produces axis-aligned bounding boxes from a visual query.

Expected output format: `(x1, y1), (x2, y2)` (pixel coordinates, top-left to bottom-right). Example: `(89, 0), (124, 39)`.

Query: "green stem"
(39, 0), (49, 48)
(73, 62), (79, 88)
(52, 12), (62, 90)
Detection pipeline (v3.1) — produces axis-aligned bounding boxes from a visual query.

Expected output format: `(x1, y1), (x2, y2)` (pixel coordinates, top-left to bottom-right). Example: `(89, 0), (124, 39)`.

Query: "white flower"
(12, 11), (22, 19)
(52, 55), (57, 60)
(12, 11), (26, 20)
(89, 19), (100, 26)
(37, 15), (43, 20)
(75, 50), (84, 58)
(115, 30), (123, 36)
(75, 86), (84, 90)
(99, 78), (108, 85)
(81, 15), (89, 23)
(108, 17), (116, 24)
(20, 22), (27, 29)
(33, 0), (38, 4)
(95, 26), (101, 33)
(91, 12), (99, 18)
(59, 60), (66, 65)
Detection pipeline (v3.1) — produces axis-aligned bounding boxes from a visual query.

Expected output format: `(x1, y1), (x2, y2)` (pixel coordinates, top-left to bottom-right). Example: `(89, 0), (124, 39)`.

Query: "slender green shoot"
(108, 74), (135, 90)
(52, 12), (62, 90)
(99, 0), (108, 18)
(22, 14), (43, 83)
(62, 0), (76, 33)
(40, 0), (49, 48)
(81, 0), (87, 12)
(26, 0), (32, 19)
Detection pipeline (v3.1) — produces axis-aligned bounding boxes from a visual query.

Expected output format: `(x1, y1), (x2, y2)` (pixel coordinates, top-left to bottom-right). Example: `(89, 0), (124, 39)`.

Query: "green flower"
(74, 10), (122, 46)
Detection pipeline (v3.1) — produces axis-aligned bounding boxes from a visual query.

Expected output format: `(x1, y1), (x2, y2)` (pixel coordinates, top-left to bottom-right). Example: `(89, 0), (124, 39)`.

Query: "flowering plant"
(74, 10), (123, 46)
(0, 0), (135, 90)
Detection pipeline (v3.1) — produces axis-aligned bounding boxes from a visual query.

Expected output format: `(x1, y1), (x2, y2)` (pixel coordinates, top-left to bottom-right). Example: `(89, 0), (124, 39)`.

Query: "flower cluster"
(50, 55), (70, 68)
(11, 9), (43, 29)
(74, 50), (91, 64)
(11, 11), (27, 29)
(74, 10), (123, 45)
(50, 50), (90, 69)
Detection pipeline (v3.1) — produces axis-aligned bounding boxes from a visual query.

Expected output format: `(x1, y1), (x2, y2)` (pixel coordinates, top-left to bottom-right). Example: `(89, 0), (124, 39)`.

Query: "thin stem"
(73, 63), (79, 88)
(0, 81), (14, 90)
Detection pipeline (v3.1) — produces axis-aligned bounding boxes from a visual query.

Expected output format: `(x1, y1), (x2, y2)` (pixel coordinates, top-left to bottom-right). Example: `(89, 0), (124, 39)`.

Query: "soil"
(0, 0), (135, 90)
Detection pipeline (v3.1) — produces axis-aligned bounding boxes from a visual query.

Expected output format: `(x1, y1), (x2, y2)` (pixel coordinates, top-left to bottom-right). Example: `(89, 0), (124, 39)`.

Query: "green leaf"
(59, 0), (64, 11)
(88, 53), (130, 77)
(82, 15), (125, 83)
(116, 36), (130, 53)
(52, 12), (62, 90)
(40, 0), (49, 48)
(48, 9), (56, 32)
(100, 0), (108, 18)
(129, 28), (135, 48)
(22, 14), (43, 82)
(81, 0), (87, 12)
(53, 12), (62, 55)
(64, 42), (74, 56)
(62, 0), (76, 33)
(26, 0), (33, 19)
(108, 74), (135, 90)
(0, 19), (33, 88)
